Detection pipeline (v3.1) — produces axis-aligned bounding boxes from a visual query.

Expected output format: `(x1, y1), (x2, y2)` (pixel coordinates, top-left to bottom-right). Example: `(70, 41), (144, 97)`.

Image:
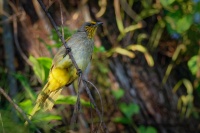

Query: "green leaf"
(160, 0), (175, 7)
(19, 99), (33, 114)
(119, 103), (140, 118)
(112, 117), (131, 124)
(112, 88), (124, 100)
(94, 46), (106, 53)
(29, 56), (45, 83)
(188, 56), (198, 76)
(165, 11), (193, 34)
(37, 57), (52, 69)
(176, 15), (193, 33)
(139, 126), (157, 133)
(33, 113), (62, 123)
(55, 95), (91, 107)
(29, 56), (52, 84)
(38, 115), (62, 121)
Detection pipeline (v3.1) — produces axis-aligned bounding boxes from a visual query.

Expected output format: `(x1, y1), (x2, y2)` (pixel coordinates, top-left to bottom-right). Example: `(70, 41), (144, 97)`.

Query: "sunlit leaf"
(29, 56), (45, 83)
(55, 95), (91, 107)
(114, 47), (135, 58)
(29, 56), (52, 84)
(37, 57), (52, 70)
(188, 56), (198, 76)
(166, 12), (193, 34)
(19, 99), (33, 114)
(127, 45), (154, 66)
(127, 44), (147, 52)
(33, 114), (62, 123)
(182, 79), (193, 95)
(124, 23), (143, 33)
(176, 15), (193, 33)
(173, 79), (193, 95)
(144, 53), (154, 67)
(114, 0), (124, 33)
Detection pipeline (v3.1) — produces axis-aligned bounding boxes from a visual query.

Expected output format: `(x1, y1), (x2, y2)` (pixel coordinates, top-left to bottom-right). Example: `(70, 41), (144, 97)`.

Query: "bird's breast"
(71, 39), (94, 71)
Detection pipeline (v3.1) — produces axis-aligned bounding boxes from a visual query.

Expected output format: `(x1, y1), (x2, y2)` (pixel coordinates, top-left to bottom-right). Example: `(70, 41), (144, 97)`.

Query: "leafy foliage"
(29, 56), (52, 84)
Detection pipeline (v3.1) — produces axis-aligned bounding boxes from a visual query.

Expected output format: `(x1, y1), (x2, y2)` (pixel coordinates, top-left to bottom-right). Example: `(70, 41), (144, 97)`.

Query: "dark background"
(1, 0), (200, 132)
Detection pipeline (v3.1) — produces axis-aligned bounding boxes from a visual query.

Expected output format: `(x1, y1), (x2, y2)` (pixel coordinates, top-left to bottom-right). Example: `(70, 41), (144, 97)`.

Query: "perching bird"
(29, 21), (103, 119)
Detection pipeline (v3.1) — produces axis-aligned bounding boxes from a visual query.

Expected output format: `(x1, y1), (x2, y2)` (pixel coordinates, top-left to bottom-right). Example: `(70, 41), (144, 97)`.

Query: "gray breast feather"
(53, 32), (94, 71)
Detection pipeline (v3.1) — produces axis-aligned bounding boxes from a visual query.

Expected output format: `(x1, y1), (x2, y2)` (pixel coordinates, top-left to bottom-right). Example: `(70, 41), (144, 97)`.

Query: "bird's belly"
(48, 67), (77, 91)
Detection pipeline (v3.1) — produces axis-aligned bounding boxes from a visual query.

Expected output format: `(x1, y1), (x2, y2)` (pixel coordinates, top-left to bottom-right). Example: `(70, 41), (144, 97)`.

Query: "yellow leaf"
(115, 47), (135, 58)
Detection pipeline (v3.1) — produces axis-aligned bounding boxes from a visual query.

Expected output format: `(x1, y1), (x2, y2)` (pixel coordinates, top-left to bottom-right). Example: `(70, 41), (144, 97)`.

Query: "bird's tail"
(26, 82), (63, 124)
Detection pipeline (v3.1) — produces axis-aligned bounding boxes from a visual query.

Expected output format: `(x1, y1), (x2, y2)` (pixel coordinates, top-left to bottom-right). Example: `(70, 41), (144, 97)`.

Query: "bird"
(29, 21), (103, 119)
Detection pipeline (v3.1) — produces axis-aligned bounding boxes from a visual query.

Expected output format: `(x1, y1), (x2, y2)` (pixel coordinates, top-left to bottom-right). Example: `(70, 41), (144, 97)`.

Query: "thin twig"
(13, 15), (33, 66)
(84, 79), (104, 131)
(70, 75), (82, 130)
(0, 88), (41, 133)
(82, 76), (109, 133)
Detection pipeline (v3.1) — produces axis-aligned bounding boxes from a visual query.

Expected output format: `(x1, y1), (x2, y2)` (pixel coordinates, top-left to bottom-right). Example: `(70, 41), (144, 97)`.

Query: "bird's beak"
(96, 22), (103, 26)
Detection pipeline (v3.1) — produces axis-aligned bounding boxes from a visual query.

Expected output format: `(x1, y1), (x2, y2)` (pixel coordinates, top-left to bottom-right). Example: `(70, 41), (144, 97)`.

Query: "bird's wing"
(52, 37), (73, 68)
(52, 45), (72, 68)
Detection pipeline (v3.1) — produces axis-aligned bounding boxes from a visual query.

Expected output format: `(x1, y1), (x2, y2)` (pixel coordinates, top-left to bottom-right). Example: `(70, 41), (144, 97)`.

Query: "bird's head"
(78, 21), (103, 39)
